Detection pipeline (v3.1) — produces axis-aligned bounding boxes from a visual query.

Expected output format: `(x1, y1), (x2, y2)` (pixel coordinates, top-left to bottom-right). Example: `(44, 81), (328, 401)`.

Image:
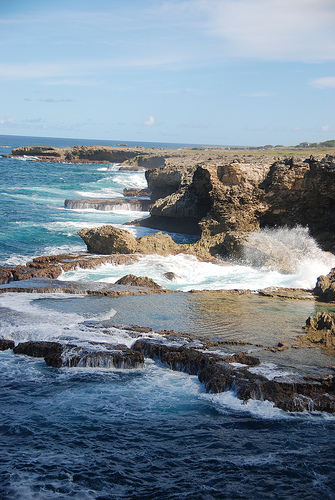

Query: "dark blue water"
(1, 350), (335, 500)
(1, 135), (335, 499)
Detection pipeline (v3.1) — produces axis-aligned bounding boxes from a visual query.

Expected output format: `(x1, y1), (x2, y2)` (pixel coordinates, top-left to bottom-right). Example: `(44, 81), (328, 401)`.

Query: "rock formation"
(143, 155), (335, 256)
(314, 267), (335, 302)
(114, 274), (163, 290)
(77, 226), (137, 254)
(12, 341), (145, 369)
(132, 338), (335, 413)
(64, 198), (150, 211)
(300, 312), (335, 351)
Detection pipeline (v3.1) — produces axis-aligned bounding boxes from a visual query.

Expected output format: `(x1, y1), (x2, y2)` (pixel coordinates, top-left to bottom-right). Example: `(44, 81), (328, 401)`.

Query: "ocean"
(1, 134), (335, 499)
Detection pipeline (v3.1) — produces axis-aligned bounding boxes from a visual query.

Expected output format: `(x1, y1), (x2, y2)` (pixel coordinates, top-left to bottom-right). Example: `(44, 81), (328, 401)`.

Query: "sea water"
(1, 135), (335, 499)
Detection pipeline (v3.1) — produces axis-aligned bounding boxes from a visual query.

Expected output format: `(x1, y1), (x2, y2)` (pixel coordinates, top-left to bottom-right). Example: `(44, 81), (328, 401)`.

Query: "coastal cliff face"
(145, 155), (335, 255)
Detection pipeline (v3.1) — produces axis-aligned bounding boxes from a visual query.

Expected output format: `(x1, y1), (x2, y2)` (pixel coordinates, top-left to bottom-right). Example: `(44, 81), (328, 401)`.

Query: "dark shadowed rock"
(45, 345), (145, 369)
(0, 339), (15, 351)
(132, 339), (335, 412)
(13, 341), (63, 358)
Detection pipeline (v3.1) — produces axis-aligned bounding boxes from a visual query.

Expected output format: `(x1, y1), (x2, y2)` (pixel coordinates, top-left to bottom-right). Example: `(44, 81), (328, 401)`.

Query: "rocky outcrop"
(0, 339), (15, 350)
(144, 155), (335, 255)
(12, 341), (145, 369)
(65, 198), (150, 211)
(314, 267), (335, 302)
(77, 226), (137, 254)
(123, 188), (151, 198)
(132, 339), (335, 412)
(77, 226), (198, 259)
(114, 274), (163, 290)
(300, 312), (335, 351)
(0, 253), (138, 284)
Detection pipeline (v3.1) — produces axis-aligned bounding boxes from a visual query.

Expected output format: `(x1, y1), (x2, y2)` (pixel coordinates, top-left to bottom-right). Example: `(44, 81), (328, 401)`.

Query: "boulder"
(114, 274), (163, 290)
(135, 232), (183, 256)
(0, 339), (15, 351)
(77, 225), (137, 254)
(13, 341), (63, 358)
(314, 268), (335, 302)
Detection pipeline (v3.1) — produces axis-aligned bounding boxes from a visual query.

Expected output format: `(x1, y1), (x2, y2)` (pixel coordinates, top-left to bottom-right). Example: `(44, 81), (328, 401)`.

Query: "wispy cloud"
(39, 98), (74, 103)
(310, 76), (335, 89)
(242, 91), (276, 98)
(143, 115), (155, 126)
(197, 0), (335, 62)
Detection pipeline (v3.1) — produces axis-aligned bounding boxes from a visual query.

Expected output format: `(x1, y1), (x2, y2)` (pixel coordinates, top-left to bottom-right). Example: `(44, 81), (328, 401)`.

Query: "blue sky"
(0, 0), (335, 146)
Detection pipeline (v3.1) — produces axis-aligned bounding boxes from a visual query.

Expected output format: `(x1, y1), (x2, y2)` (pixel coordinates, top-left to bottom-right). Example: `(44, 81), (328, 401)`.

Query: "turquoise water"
(1, 134), (335, 499)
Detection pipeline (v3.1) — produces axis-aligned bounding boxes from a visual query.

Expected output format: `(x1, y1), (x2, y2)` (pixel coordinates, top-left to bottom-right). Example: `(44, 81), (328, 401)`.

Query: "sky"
(0, 0), (335, 146)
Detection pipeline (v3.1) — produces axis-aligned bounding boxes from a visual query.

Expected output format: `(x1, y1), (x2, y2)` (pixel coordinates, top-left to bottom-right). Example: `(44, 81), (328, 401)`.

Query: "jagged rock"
(12, 340), (145, 369)
(145, 155), (335, 255)
(114, 274), (163, 290)
(145, 165), (196, 202)
(13, 341), (63, 358)
(0, 267), (13, 284)
(132, 339), (335, 412)
(135, 232), (183, 256)
(314, 268), (335, 302)
(77, 225), (137, 254)
(0, 339), (15, 350)
(0, 254), (140, 284)
(123, 188), (151, 198)
(45, 345), (145, 369)
(300, 312), (335, 351)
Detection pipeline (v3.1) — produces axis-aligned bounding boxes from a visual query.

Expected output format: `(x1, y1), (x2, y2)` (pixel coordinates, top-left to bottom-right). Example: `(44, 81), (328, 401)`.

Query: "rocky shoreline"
(2, 145), (335, 413)
(1, 319), (334, 413)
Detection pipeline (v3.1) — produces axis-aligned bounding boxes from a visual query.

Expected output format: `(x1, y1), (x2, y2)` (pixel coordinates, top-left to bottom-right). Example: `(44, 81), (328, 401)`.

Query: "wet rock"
(132, 339), (335, 413)
(12, 340), (145, 369)
(114, 274), (163, 290)
(0, 339), (15, 350)
(65, 198), (150, 211)
(163, 272), (181, 281)
(13, 341), (63, 358)
(45, 345), (145, 369)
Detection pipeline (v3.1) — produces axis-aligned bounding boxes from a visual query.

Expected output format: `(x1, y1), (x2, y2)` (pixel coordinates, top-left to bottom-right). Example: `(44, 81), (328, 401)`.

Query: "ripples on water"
(1, 350), (335, 500)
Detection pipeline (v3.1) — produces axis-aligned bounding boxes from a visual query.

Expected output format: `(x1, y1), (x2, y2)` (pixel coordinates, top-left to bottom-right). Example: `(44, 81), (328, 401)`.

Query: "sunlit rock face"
(145, 155), (335, 256)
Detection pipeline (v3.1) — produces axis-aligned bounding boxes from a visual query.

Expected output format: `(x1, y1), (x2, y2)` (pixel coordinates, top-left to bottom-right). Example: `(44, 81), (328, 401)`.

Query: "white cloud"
(310, 77), (335, 89)
(143, 115), (155, 126)
(197, 0), (335, 62)
(0, 118), (15, 126)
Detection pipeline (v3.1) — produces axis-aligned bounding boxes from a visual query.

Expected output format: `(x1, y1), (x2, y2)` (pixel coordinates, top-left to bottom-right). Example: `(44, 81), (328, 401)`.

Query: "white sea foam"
(248, 362), (296, 380)
(60, 246), (335, 291)
(203, 390), (290, 419)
